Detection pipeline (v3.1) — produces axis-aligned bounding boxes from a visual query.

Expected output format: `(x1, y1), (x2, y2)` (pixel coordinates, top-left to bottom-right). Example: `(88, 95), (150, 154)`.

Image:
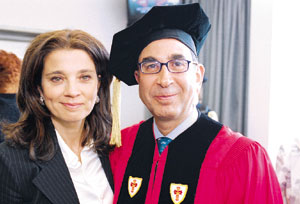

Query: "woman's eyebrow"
(45, 69), (95, 76)
(44, 70), (64, 76)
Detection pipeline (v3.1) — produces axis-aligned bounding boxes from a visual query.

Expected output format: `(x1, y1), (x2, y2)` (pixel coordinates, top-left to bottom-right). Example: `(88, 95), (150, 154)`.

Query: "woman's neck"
(51, 118), (85, 158)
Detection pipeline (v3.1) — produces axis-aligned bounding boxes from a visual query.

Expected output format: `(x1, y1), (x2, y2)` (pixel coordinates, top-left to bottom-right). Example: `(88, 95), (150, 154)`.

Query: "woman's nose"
(64, 80), (80, 97)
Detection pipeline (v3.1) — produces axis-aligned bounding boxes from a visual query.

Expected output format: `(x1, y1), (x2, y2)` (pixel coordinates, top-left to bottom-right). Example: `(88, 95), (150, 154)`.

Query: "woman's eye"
(50, 76), (62, 82)
(81, 75), (92, 81)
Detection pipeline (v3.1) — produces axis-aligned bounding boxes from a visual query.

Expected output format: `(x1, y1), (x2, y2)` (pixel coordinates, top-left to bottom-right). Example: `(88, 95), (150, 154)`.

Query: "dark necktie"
(157, 137), (172, 154)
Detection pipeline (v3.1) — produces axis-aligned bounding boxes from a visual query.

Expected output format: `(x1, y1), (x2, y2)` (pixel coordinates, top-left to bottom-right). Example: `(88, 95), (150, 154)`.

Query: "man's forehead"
(139, 38), (193, 60)
(139, 54), (187, 62)
(142, 38), (191, 50)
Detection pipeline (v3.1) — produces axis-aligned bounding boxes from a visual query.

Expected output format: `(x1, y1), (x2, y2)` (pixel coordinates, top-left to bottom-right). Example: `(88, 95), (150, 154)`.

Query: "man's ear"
(195, 64), (205, 98)
(197, 64), (205, 84)
(134, 70), (140, 84)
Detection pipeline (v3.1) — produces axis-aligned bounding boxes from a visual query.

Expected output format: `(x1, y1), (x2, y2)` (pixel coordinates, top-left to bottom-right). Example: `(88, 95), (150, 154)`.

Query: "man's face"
(135, 38), (205, 125)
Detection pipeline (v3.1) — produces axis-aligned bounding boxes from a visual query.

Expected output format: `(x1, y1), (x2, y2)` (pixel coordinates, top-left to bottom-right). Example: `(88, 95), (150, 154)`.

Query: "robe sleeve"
(217, 138), (283, 204)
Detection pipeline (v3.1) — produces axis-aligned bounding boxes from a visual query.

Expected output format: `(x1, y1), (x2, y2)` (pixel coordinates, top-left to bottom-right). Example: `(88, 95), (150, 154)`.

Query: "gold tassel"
(110, 77), (122, 147)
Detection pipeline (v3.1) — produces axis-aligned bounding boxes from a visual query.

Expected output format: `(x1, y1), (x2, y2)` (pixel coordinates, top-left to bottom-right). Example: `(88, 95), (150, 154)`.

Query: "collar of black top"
(108, 3), (211, 86)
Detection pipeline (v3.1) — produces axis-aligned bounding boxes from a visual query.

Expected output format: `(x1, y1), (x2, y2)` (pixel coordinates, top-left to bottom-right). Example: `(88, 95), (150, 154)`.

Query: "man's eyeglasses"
(138, 59), (197, 74)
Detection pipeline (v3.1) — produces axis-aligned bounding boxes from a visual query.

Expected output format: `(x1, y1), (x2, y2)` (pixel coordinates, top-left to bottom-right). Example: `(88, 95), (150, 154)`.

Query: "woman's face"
(40, 49), (100, 126)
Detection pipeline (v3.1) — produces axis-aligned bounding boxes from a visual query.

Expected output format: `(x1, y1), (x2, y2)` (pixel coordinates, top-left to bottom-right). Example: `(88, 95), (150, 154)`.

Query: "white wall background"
(248, 0), (273, 151)
(0, 0), (147, 129)
(268, 0), (300, 164)
(249, 0), (300, 165)
(1, 0), (126, 50)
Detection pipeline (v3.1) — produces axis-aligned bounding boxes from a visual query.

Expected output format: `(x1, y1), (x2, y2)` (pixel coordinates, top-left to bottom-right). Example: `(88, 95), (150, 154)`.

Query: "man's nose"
(157, 64), (173, 87)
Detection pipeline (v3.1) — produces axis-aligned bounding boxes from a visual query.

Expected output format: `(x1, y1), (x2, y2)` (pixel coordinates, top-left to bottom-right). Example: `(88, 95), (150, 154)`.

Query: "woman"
(0, 29), (114, 204)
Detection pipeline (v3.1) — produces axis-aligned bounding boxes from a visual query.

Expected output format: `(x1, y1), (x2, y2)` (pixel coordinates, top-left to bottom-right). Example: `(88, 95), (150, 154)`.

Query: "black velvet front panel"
(117, 118), (155, 204)
(158, 114), (222, 203)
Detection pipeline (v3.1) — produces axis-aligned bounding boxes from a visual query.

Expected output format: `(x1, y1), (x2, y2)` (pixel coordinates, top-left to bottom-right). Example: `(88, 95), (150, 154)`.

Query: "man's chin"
(152, 111), (178, 121)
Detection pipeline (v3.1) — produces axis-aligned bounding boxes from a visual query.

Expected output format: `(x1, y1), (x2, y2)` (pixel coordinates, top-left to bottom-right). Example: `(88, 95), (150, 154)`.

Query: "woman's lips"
(61, 103), (83, 109)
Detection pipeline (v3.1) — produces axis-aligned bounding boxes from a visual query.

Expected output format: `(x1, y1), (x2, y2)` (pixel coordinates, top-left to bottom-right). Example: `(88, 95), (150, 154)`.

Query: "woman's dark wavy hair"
(2, 29), (113, 161)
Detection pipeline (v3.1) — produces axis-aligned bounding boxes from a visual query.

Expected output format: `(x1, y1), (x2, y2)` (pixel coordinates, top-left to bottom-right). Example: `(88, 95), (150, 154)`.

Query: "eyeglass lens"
(141, 59), (189, 74)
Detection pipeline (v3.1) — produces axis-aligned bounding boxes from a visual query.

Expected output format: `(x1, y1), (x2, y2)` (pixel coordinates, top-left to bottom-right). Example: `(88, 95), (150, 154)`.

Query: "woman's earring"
(40, 96), (45, 105)
(95, 96), (100, 104)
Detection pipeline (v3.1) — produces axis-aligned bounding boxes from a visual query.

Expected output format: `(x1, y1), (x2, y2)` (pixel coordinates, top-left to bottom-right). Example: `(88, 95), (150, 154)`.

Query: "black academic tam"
(108, 3), (211, 86)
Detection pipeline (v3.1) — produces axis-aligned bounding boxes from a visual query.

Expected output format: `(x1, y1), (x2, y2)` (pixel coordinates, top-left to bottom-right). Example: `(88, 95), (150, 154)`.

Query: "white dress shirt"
(153, 108), (199, 140)
(56, 130), (113, 204)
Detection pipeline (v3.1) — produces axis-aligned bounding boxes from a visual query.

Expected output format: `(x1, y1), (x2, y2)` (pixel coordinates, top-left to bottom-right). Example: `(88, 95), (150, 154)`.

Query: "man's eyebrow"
(140, 54), (186, 63)
(170, 54), (185, 60)
(139, 57), (157, 63)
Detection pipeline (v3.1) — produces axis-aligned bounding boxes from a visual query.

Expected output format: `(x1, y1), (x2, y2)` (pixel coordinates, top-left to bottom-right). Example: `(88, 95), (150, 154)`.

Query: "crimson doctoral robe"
(110, 114), (283, 204)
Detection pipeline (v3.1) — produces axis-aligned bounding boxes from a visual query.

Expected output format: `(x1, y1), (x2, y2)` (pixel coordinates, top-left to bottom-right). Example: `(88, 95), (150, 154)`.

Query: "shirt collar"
(56, 129), (92, 169)
(153, 108), (199, 140)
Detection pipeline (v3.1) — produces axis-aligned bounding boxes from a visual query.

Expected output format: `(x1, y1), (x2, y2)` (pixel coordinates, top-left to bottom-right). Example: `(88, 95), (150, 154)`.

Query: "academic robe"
(110, 114), (283, 204)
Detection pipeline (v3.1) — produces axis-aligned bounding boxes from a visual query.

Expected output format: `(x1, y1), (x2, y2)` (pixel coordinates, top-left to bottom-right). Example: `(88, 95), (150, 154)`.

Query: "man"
(109, 3), (282, 204)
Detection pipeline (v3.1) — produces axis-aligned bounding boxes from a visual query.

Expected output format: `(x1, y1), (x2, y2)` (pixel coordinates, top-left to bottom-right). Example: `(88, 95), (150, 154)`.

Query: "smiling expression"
(135, 38), (204, 126)
(40, 49), (100, 126)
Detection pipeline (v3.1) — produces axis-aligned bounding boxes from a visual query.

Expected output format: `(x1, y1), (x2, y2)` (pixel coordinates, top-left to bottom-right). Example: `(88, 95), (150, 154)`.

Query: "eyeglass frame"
(137, 59), (198, 74)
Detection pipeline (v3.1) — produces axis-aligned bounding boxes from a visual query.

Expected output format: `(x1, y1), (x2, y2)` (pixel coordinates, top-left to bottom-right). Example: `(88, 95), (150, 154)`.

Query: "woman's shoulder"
(0, 141), (44, 203)
(0, 141), (32, 169)
(0, 140), (26, 152)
